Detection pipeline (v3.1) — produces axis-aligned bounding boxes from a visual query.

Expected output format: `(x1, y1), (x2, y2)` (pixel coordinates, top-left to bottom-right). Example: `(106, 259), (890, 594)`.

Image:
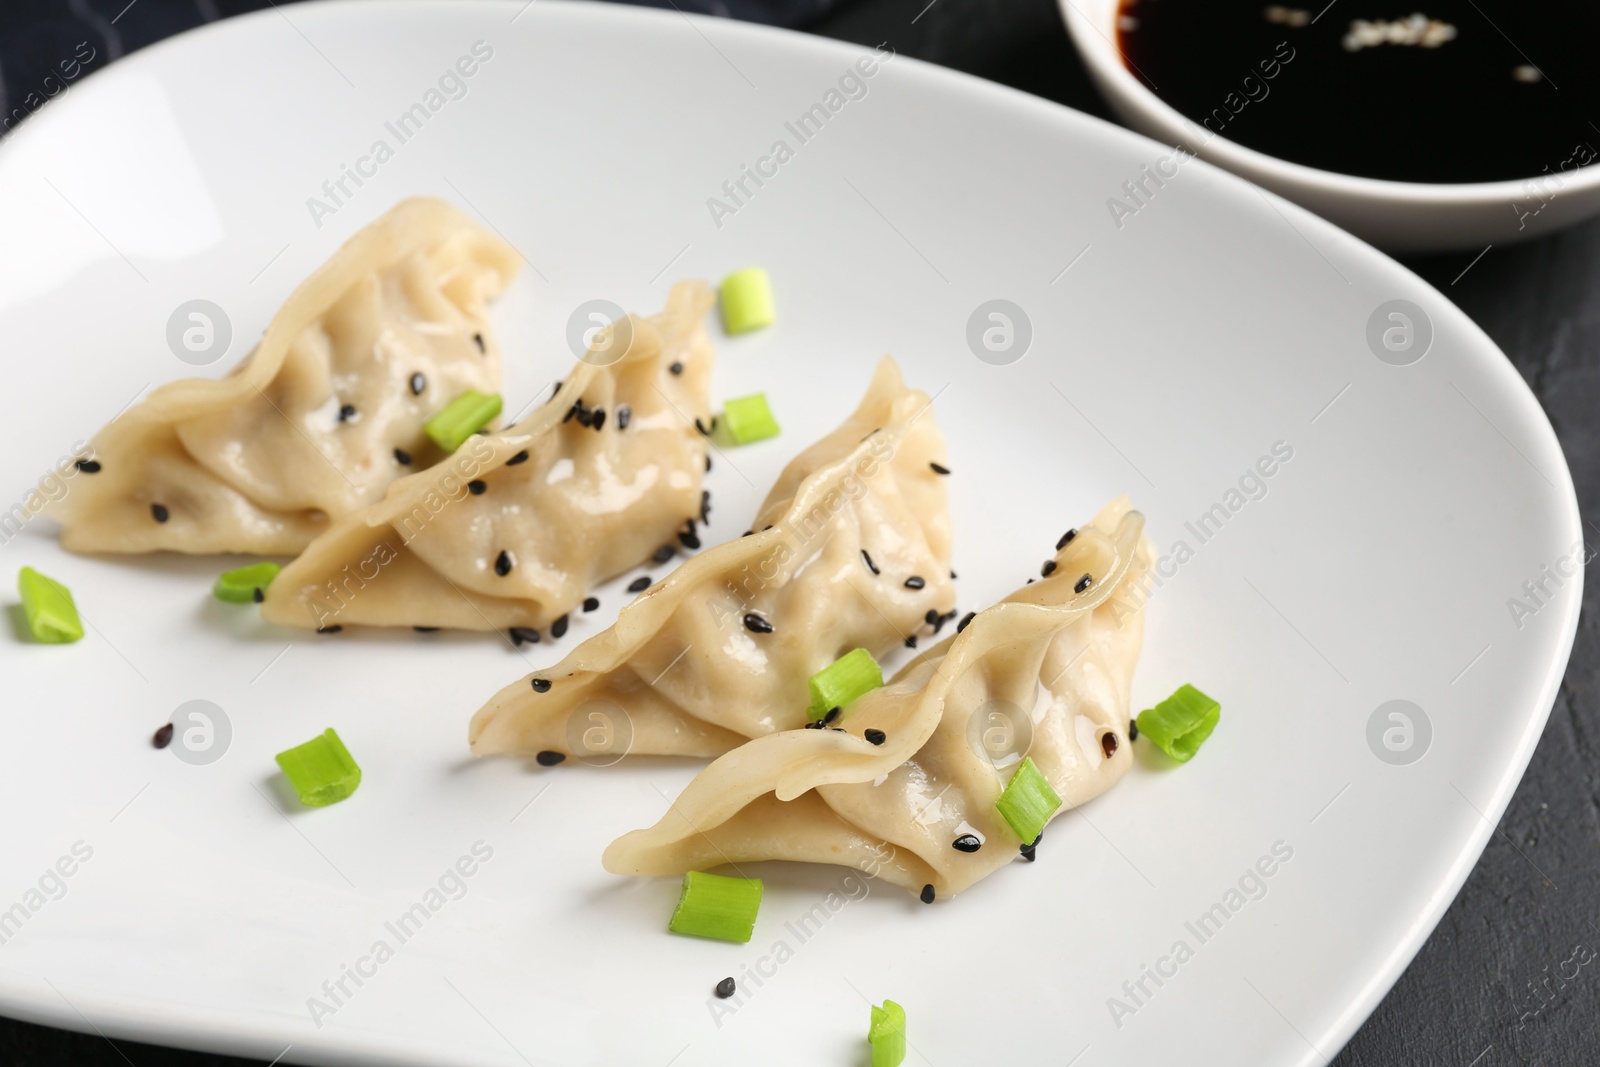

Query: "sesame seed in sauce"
(904, 576), (925, 590)
(151, 503), (169, 523)
(410, 373), (426, 395)
(865, 728), (886, 745)
(952, 835), (982, 853)
(1057, 529), (1077, 550)
(743, 614), (773, 634)
(1075, 574), (1092, 593)
(1041, 560), (1057, 578)
(495, 550), (513, 576)
(531, 678), (552, 693)
(468, 480), (487, 495)
(506, 450), (529, 466)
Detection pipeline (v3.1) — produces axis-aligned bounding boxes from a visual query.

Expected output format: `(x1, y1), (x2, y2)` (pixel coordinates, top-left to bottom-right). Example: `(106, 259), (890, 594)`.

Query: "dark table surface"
(4, 1), (1598, 1064)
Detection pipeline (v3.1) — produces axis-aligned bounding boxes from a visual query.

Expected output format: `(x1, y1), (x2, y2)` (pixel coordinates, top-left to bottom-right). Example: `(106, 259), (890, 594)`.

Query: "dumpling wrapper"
(260, 281), (717, 632)
(469, 356), (955, 759)
(602, 498), (1152, 899)
(55, 197), (519, 555)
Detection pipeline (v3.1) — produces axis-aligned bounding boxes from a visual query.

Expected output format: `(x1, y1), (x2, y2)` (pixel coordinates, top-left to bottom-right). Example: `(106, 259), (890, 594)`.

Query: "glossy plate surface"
(0, 3), (1579, 1064)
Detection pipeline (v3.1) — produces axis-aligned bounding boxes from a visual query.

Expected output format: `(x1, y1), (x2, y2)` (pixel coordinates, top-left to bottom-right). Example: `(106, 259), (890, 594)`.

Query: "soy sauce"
(1117, 1), (1599, 183)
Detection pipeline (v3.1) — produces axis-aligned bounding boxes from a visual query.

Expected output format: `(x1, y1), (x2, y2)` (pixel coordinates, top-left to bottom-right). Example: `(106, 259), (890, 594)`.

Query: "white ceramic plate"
(0, 3), (1579, 1065)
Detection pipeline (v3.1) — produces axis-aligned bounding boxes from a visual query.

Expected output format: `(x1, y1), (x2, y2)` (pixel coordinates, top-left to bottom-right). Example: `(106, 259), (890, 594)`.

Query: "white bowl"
(1059, 0), (1600, 252)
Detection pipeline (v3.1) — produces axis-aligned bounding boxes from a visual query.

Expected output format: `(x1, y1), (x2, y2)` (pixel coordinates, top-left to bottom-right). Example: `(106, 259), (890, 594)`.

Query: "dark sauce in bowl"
(1117, 1), (1599, 183)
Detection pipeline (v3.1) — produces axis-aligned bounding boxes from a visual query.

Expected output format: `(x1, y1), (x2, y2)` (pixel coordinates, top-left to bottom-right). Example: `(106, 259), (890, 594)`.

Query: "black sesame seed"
(617, 405), (631, 430)
(628, 576), (653, 593)
(252, 587), (264, 604)
(394, 448), (412, 465)
(669, 360), (684, 375)
(583, 596), (600, 613)
(531, 678), (552, 693)
(904, 576), (925, 590)
(473, 333), (485, 353)
(743, 613), (773, 634)
(861, 549), (879, 575)
(700, 490), (711, 525)
(495, 550), (513, 576)
(952, 834), (982, 853)
(823, 706), (842, 725)
(1020, 844), (1038, 862)
(715, 977), (736, 999)
(535, 750), (564, 765)
(1101, 732), (1119, 759)
(338, 403), (357, 422)
(904, 635), (918, 649)
(75, 459), (100, 473)
(1041, 560), (1057, 578)
(563, 404), (579, 424)
(763, 524), (774, 531)
(694, 417), (713, 437)
(925, 609), (940, 626)
(678, 523), (701, 551)
(1057, 529), (1078, 550)
(950, 570), (958, 579)
(653, 544), (676, 564)
(509, 627), (541, 646)
(705, 454), (712, 473)
(316, 625), (342, 634)
(803, 720), (825, 730)
(410, 372), (426, 395)
(1129, 718), (1140, 742)
(920, 884), (936, 904)
(865, 728), (886, 745)
(551, 614), (569, 639)
(929, 462), (951, 475)
(152, 723), (174, 749)
(592, 407), (606, 431)
(742, 530), (754, 538)
(1075, 574), (1093, 593)
(468, 479), (487, 495)
(956, 611), (975, 633)
(506, 450), (529, 466)
(413, 626), (439, 633)
(150, 503), (169, 523)
(830, 727), (847, 733)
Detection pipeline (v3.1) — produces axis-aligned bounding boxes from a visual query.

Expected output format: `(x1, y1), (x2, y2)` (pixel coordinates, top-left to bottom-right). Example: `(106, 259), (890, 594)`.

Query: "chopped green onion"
(17, 567), (83, 644)
(668, 870), (763, 943)
(213, 561), (281, 604)
(720, 393), (781, 445)
(719, 267), (775, 334)
(1136, 684), (1220, 763)
(274, 728), (362, 807)
(424, 390), (502, 452)
(807, 648), (883, 721)
(869, 1000), (907, 1067)
(995, 756), (1060, 843)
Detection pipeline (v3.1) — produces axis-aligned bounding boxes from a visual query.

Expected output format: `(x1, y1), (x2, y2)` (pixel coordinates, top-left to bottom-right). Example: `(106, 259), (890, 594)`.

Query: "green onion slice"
(17, 567), (84, 644)
(869, 1000), (907, 1067)
(719, 267), (775, 335)
(424, 390), (502, 452)
(668, 870), (763, 943)
(807, 648), (883, 721)
(995, 756), (1061, 843)
(213, 561), (281, 604)
(1136, 684), (1220, 763)
(275, 728), (362, 807)
(721, 393), (781, 445)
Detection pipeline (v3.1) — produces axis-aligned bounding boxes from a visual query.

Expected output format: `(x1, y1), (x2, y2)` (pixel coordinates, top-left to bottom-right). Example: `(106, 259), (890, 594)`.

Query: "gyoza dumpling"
(469, 356), (955, 760)
(55, 198), (519, 555)
(602, 498), (1152, 899)
(261, 281), (716, 633)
